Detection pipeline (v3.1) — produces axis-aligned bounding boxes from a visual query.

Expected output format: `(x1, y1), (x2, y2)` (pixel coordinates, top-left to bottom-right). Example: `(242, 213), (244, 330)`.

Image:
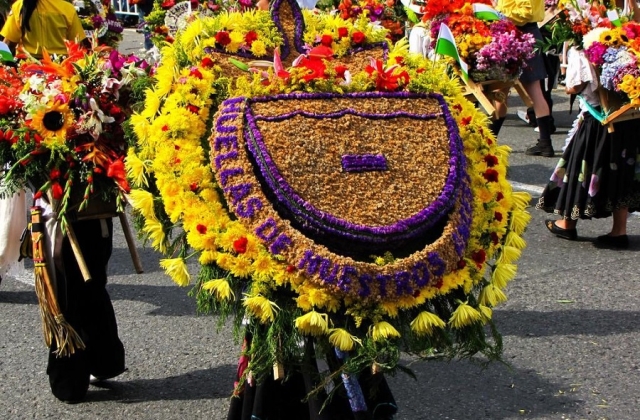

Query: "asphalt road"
(1, 29), (639, 420)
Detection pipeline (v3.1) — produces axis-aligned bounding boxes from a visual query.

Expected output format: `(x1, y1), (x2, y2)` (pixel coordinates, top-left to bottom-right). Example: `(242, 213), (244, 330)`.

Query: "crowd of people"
(0, 0), (639, 417)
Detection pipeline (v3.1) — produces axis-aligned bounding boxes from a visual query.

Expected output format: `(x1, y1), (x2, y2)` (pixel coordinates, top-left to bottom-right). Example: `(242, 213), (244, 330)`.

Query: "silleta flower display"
(127, 0), (531, 407)
(422, 0), (535, 82)
(0, 42), (151, 228)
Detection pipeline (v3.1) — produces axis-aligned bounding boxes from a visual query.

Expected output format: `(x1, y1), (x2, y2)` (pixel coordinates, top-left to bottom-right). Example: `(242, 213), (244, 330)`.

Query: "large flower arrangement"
(145, 0), (258, 45)
(77, 0), (124, 48)
(335, 0), (408, 41)
(0, 42), (152, 229)
(422, 0), (535, 82)
(582, 23), (640, 104)
(127, 0), (530, 399)
(542, 0), (628, 51)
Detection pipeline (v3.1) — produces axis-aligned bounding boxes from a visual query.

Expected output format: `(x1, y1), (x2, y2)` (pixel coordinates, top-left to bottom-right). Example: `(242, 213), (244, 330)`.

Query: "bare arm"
(566, 81), (588, 95)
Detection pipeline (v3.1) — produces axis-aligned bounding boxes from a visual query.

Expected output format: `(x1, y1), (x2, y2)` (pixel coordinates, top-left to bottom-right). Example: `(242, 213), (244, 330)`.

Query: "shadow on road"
(107, 283), (197, 317)
(84, 365), (237, 403)
(389, 357), (580, 419)
(498, 309), (640, 337)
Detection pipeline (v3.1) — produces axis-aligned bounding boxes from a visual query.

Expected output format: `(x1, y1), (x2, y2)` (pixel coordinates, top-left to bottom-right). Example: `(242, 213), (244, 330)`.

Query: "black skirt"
(536, 113), (640, 218)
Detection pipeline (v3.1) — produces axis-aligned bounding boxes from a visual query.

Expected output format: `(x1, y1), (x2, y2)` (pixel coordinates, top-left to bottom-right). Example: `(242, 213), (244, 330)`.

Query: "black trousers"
(47, 218), (125, 402)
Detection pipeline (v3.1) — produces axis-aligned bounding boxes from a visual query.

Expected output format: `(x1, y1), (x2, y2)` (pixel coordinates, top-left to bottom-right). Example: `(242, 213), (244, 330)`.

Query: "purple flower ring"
(209, 92), (473, 299)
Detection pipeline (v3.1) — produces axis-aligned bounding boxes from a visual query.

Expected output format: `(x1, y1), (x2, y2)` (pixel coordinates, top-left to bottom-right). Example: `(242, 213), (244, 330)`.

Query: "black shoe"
(526, 142), (555, 157)
(595, 234), (629, 249)
(90, 367), (128, 384)
(545, 219), (577, 240)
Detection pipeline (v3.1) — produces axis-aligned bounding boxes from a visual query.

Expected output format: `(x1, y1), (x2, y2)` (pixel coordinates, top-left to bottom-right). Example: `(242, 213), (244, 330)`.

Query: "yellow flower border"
(127, 12), (530, 345)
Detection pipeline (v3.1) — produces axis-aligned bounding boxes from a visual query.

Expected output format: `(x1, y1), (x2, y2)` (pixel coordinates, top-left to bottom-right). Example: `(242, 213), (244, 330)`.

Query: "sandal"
(545, 219), (577, 241)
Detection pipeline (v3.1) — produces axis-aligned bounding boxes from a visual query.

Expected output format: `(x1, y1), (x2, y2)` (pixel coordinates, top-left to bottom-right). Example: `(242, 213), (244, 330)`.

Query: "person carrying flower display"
(492, 0), (557, 156)
(536, 1), (640, 248)
(0, 0), (90, 57)
(0, 3), (128, 404)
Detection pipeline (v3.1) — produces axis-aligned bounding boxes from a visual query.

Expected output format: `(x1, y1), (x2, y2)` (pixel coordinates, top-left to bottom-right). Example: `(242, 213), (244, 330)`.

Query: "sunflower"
(28, 101), (75, 148)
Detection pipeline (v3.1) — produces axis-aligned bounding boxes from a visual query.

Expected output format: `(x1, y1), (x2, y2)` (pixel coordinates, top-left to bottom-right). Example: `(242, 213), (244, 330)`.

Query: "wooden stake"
(119, 212), (144, 274)
(65, 223), (92, 282)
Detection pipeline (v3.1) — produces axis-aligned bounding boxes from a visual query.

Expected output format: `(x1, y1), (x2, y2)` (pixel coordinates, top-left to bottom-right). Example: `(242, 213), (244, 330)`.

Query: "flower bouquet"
(422, 0), (535, 82)
(0, 41), (152, 231)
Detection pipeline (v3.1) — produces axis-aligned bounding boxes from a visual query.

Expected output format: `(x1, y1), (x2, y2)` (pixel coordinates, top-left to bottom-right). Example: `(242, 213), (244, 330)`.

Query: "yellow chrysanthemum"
(478, 284), (507, 307)
(505, 231), (527, 250)
(370, 321), (400, 341)
(143, 218), (167, 254)
(159, 257), (190, 286)
(497, 245), (521, 264)
(126, 148), (150, 187)
(448, 301), (482, 329)
(410, 311), (446, 336)
(243, 294), (279, 323)
(509, 209), (531, 234)
(128, 189), (156, 221)
(478, 304), (492, 321)
(202, 278), (235, 301)
(491, 263), (517, 289)
(294, 311), (329, 336)
(250, 40), (267, 56)
(328, 328), (361, 351)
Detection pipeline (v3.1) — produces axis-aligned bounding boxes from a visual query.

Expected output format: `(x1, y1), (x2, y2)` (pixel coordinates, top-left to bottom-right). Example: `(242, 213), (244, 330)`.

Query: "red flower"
(483, 168), (499, 182)
(365, 59), (409, 91)
(190, 183), (198, 192)
(321, 34), (334, 47)
(190, 67), (203, 79)
(107, 159), (131, 193)
(352, 31), (366, 44)
(162, 125), (169, 131)
(245, 30), (258, 45)
(201, 57), (215, 68)
(50, 168), (61, 179)
(33, 190), (43, 200)
(457, 259), (466, 269)
(461, 116), (472, 126)
(484, 154), (498, 167)
(295, 47), (334, 82)
(51, 182), (64, 200)
(161, 0), (175, 8)
(233, 237), (248, 254)
(337, 27), (348, 39)
(496, 192), (504, 201)
(334, 64), (348, 79)
(196, 224), (207, 234)
(186, 104), (200, 114)
(471, 249), (486, 267)
(494, 211), (503, 222)
(215, 31), (231, 46)
(286, 265), (295, 273)
(490, 232), (499, 245)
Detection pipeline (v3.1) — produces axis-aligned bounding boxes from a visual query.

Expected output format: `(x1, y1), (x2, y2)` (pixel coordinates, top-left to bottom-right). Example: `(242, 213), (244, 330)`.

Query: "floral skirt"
(536, 113), (640, 219)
